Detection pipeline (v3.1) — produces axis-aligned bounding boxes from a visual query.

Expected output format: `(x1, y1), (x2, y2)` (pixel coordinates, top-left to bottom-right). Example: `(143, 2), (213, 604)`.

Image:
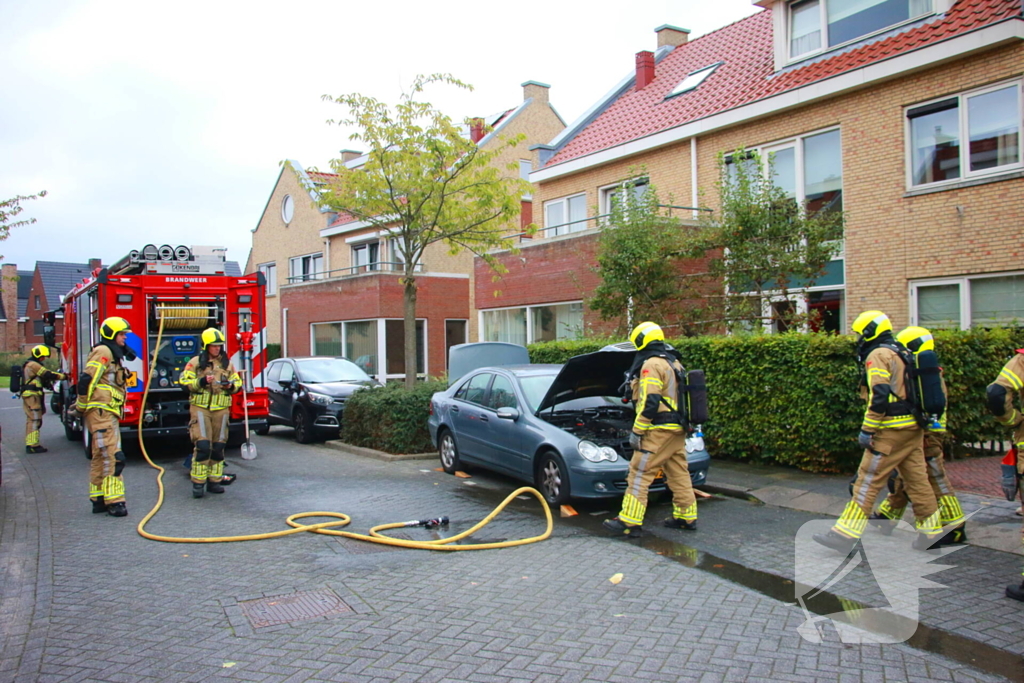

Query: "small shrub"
(341, 380), (448, 454)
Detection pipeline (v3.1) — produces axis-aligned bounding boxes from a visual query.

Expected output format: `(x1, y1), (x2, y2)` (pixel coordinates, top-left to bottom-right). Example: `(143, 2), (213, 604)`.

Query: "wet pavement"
(1, 392), (1022, 682)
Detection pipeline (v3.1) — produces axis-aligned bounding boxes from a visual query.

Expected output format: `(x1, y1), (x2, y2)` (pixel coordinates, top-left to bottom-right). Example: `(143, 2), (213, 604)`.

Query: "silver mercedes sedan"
(427, 343), (710, 505)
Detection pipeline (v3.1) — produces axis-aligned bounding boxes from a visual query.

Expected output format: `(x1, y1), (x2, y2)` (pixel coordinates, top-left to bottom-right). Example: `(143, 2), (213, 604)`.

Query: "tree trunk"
(403, 273), (418, 390)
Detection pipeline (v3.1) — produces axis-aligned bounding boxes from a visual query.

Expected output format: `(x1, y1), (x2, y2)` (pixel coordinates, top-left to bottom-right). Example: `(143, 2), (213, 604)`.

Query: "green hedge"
(265, 344), (282, 362)
(528, 329), (1024, 473)
(341, 380), (448, 454)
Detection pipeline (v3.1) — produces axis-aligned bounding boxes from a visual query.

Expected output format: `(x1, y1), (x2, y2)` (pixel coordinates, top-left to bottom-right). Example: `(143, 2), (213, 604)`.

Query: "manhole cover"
(238, 589), (353, 628)
(338, 531), (413, 554)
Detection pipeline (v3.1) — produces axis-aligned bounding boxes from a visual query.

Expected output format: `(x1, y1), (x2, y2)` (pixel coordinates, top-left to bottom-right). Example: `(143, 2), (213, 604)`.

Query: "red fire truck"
(49, 245), (270, 447)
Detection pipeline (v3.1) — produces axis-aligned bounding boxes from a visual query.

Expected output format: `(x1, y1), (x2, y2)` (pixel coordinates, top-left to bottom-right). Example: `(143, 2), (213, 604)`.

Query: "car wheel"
(293, 409), (314, 444)
(65, 415), (84, 442)
(439, 429), (461, 474)
(83, 426), (92, 459)
(535, 451), (570, 506)
(253, 423), (270, 436)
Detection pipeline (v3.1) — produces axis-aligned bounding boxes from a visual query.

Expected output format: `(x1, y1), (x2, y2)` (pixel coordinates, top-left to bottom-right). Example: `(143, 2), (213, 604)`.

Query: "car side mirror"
(279, 380), (292, 389)
(496, 407), (519, 421)
(43, 325), (56, 348)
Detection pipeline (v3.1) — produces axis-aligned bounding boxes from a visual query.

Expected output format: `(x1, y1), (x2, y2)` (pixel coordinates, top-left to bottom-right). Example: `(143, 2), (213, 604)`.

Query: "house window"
(543, 193), (587, 237)
(520, 160), (533, 200)
(258, 262), (277, 296)
(388, 237), (422, 272)
(751, 127), (843, 219)
(445, 320), (467, 370)
(666, 64), (721, 98)
(33, 319), (45, 335)
(600, 178), (649, 216)
(288, 253), (323, 282)
(352, 241), (380, 272)
(281, 194), (295, 224)
(384, 319), (426, 377)
(345, 320), (378, 376)
(788, 0), (933, 60)
(762, 289), (845, 334)
(908, 81), (1022, 187)
(34, 295), (40, 310)
(912, 273), (1024, 328)
(311, 322), (342, 356)
(482, 302), (584, 345)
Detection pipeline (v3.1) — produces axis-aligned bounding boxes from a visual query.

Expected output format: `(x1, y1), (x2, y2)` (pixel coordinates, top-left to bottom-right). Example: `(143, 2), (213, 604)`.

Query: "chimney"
(88, 258), (102, 271)
(469, 117), (486, 143)
(339, 149), (362, 163)
(655, 24), (690, 48)
(1, 264), (17, 351)
(635, 51), (655, 90)
(521, 80), (550, 103)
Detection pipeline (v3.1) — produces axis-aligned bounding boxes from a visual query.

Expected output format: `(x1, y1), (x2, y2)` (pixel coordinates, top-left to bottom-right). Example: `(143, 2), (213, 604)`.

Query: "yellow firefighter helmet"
(851, 311), (892, 342)
(630, 322), (665, 351)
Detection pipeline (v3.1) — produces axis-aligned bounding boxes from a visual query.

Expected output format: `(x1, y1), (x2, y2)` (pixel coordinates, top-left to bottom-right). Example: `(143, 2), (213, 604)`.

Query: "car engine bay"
(540, 405), (636, 457)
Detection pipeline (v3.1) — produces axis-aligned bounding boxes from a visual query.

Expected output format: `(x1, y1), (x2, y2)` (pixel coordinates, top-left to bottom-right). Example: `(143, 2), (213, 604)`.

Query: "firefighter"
(21, 345), (65, 453)
(179, 328), (241, 498)
(603, 322), (697, 538)
(872, 326), (966, 545)
(813, 311), (941, 553)
(75, 316), (133, 517)
(985, 345), (1024, 602)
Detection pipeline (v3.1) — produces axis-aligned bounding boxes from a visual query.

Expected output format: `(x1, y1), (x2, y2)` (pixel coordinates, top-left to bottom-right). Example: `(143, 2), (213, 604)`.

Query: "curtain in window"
(312, 323), (342, 356)
(344, 321), (377, 375)
(567, 195), (588, 233)
(483, 309), (527, 346)
(917, 284), (960, 329)
(971, 276), (1024, 327)
(791, 0), (822, 56)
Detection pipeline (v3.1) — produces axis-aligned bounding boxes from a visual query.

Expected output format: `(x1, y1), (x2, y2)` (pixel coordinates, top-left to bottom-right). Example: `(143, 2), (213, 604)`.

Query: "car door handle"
(450, 405), (460, 413)
(479, 414), (489, 422)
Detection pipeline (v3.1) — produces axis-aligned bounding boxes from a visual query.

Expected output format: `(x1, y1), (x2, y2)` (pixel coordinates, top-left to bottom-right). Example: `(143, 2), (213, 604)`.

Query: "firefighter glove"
(1001, 464), (1020, 502)
(629, 432), (642, 451)
(200, 375), (211, 387)
(857, 430), (873, 450)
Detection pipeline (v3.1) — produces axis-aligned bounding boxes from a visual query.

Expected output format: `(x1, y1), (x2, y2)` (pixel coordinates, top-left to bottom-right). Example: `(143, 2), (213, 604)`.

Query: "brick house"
(23, 260), (103, 350)
(0, 265), (34, 353)
(250, 81), (566, 378)
(480, 0), (1023, 341)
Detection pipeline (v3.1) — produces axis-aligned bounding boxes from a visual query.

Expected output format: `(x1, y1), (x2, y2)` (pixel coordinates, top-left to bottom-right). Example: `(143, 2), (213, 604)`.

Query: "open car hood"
(535, 349), (637, 413)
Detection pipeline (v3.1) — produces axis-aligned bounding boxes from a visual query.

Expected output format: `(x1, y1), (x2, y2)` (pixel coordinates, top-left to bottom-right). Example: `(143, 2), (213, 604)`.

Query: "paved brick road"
(0, 401), (1015, 682)
(945, 455), (1010, 499)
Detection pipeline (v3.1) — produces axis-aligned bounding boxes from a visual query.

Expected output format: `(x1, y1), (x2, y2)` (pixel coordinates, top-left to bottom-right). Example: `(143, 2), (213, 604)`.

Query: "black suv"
(261, 357), (380, 443)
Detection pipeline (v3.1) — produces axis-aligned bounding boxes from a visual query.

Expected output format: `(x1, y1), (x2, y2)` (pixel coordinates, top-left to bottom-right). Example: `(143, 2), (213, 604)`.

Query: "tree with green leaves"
(317, 74), (531, 387)
(681, 150), (844, 332)
(1, 191), (47, 257)
(590, 175), (687, 334)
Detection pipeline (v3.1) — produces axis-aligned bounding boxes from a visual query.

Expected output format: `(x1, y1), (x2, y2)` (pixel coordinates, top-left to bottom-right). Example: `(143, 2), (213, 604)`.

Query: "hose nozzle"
(421, 516), (449, 529)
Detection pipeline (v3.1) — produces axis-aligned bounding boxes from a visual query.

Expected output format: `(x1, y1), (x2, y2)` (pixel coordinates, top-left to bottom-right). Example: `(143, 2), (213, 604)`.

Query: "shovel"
(239, 372), (257, 460)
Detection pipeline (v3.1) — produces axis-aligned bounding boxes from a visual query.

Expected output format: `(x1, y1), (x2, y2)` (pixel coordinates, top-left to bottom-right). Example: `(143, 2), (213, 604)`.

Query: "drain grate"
(238, 588), (353, 628)
(337, 531), (413, 554)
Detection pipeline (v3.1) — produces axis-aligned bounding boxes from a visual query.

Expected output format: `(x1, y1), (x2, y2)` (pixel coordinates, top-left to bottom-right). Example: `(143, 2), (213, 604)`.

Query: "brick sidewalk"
(946, 455), (1010, 499)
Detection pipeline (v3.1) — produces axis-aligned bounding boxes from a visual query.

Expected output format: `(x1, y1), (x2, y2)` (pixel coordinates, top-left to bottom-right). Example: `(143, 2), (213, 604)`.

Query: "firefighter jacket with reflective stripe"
(179, 354), (241, 411)
(22, 360), (63, 397)
(992, 351), (1024, 426)
(632, 355), (684, 433)
(861, 346), (917, 432)
(76, 345), (128, 416)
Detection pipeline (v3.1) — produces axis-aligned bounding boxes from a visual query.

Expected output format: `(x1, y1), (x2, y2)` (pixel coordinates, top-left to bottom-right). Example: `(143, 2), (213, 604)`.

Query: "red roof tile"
(546, 0), (1022, 168)
(308, 171), (339, 184)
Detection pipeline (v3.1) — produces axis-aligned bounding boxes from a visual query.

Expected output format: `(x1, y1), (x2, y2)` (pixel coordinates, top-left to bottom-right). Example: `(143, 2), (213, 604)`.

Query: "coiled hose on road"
(135, 312), (554, 548)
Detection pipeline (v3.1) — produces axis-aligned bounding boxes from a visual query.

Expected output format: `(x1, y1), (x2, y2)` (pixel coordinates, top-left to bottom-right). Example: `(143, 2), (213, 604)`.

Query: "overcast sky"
(0, 0), (761, 272)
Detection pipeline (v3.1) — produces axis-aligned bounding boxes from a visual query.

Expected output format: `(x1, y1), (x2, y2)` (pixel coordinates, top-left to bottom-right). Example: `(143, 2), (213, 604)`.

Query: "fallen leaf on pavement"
(609, 573), (624, 585)
(434, 468), (443, 472)
(560, 505), (578, 517)
(454, 471), (471, 478)
(713, 564), (724, 568)
(222, 662), (237, 668)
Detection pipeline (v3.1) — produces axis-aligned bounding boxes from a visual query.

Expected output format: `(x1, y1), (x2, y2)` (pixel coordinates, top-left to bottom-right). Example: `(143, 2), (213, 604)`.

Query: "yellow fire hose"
(135, 313), (553, 548)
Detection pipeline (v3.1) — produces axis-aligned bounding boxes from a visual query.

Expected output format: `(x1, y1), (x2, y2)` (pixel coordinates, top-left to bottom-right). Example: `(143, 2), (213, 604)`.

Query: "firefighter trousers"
(834, 427), (939, 539)
(86, 409), (125, 505)
(878, 432), (964, 527)
(618, 430), (696, 526)
(23, 392), (43, 447)
(189, 405), (229, 484)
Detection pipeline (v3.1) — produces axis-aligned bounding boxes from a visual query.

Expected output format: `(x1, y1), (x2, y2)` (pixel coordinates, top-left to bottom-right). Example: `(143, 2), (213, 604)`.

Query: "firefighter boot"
(192, 483), (205, 498)
(812, 530), (859, 555)
(938, 523), (967, 546)
(106, 502), (127, 517)
(663, 517), (697, 531)
(1006, 581), (1024, 602)
(912, 532), (942, 552)
(206, 481), (225, 494)
(26, 445), (47, 454)
(91, 497), (106, 514)
(602, 518), (643, 538)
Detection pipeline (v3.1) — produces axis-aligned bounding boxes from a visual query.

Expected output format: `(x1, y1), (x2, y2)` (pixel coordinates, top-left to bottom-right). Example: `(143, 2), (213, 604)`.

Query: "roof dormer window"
(666, 63), (721, 99)
(787, 0), (934, 62)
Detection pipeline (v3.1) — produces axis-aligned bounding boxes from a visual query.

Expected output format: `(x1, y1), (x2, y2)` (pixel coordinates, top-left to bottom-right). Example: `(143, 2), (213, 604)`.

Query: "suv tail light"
(429, 401), (434, 416)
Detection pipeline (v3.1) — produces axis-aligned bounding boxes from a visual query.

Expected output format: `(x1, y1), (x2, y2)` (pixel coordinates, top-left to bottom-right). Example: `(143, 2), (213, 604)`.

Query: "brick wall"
(279, 273), (470, 376)
(0, 264), (21, 352)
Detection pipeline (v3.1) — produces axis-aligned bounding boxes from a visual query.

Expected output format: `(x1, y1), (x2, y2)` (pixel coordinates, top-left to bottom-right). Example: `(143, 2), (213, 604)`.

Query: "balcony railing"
(505, 204), (713, 242)
(285, 260), (422, 285)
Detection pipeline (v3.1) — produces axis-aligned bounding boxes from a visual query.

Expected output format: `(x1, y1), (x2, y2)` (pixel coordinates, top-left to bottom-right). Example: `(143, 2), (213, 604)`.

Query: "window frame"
(786, 0), (935, 63)
(909, 271), (1024, 329)
(257, 262), (277, 296)
(543, 192), (588, 237)
(351, 240), (381, 272)
(288, 252), (324, 283)
(479, 300), (585, 345)
(904, 79), (1024, 190)
(599, 177), (650, 217)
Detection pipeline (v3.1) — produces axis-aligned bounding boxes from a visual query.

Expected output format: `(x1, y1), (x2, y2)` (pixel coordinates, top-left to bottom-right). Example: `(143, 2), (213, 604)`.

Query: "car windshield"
(518, 373), (558, 412)
(295, 358), (371, 383)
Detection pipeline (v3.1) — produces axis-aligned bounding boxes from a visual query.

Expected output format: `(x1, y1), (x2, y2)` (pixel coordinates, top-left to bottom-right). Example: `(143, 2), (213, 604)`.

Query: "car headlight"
(308, 392), (333, 406)
(578, 440), (618, 463)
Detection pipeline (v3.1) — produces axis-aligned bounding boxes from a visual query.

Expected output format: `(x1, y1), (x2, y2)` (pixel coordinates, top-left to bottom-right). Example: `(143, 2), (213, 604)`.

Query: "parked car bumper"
(311, 405), (344, 433)
(568, 448), (710, 500)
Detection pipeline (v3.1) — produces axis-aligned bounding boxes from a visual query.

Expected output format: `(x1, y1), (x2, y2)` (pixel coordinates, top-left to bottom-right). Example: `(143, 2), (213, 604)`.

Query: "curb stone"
(323, 440), (436, 462)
